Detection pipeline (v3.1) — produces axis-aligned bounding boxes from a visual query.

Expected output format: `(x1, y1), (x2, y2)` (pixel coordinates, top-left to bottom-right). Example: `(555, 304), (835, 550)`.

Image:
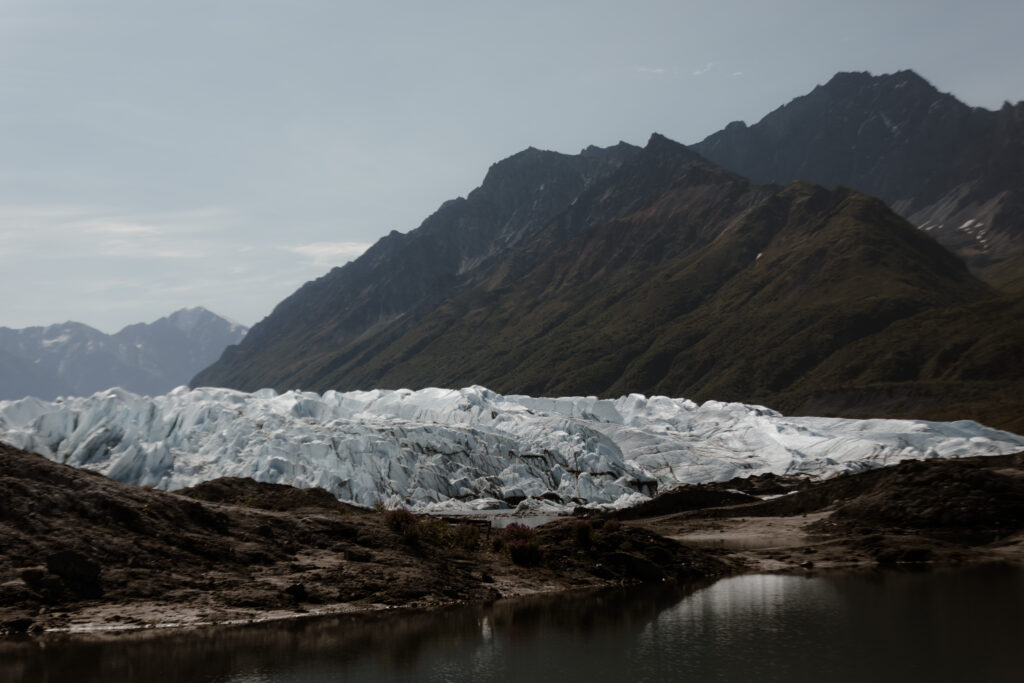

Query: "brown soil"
(0, 443), (734, 636)
(637, 452), (1024, 572)
(3, 444), (1022, 638)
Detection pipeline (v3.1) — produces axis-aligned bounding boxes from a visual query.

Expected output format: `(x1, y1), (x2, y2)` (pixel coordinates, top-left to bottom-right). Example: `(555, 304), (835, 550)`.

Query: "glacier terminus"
(2, 385), (1022, 513)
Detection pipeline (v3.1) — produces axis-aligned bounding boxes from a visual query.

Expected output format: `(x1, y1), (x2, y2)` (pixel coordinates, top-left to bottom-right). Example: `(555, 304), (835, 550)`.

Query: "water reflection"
(2, 566), (1021, 683)
(632, 568), (1024, 682)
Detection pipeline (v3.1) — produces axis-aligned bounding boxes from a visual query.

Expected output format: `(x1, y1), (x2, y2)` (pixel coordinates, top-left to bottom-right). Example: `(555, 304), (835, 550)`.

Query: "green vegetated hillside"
(195, 133), (1024, 433)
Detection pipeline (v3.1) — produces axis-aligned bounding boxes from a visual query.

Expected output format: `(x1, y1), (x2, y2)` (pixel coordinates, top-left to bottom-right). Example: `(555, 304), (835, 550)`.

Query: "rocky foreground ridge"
(2, 442), (1022, 636)
(0, 442), (730, 635)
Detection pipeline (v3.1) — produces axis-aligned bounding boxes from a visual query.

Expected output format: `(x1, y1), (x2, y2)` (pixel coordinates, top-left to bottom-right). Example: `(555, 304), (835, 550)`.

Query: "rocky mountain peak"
(0, 308), (247, 400)
(166, 306), (245, 337)
(692, 69), (1023, 278)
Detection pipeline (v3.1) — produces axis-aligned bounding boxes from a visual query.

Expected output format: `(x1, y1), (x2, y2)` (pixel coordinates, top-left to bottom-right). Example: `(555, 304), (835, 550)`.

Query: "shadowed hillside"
(194, 134), (1024, 433)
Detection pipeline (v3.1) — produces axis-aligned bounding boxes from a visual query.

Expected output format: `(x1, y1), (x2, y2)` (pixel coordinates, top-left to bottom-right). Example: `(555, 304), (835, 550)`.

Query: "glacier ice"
(1, 385), (1022, 512)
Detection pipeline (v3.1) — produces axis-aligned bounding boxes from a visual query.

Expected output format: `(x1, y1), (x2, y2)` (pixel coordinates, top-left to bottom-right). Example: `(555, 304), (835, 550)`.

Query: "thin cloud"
(633, 66), (667, 77)
(0, 202), (372, 330)
(284, 241), (372, 266)
(692, 62), (716, 77)
(79, 220), (161, 236)
(96, 237), (205, 260)
(732, 71), (744, 77)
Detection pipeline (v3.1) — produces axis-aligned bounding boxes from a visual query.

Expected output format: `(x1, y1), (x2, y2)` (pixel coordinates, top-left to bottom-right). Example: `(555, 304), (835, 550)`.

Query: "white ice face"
(2, 385), (1022, 513)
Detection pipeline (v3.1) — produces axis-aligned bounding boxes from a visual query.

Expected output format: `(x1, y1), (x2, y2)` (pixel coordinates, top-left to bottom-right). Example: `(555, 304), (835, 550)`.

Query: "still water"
(2, 566), (1021, 683)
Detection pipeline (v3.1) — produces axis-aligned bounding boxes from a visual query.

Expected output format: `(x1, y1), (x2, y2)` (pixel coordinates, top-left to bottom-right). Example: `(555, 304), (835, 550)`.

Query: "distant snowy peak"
(165, 306), (247, 338)
(1, 386), (1021, 513)
(0, 308), (248, 400)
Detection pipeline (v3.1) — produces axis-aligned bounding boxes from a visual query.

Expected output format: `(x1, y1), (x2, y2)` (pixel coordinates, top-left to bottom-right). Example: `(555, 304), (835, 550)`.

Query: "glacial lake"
(2, 565), (1021, 683)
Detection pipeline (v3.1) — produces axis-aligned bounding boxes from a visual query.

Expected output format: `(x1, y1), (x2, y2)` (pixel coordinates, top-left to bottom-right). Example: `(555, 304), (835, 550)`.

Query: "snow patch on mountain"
(1, 386), (1021, 512)
(0, 308), (248, 400)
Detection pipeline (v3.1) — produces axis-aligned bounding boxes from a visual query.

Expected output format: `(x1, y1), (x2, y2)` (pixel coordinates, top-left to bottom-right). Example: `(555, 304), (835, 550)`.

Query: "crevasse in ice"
(2, 385), (1021, 512)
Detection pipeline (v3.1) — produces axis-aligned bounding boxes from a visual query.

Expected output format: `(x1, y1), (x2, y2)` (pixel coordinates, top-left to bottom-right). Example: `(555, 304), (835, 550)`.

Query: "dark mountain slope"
(692, 70), (1024, 282)
(319, 169), (993, 406)
(307, 137), (771, 395)
(195, 143), (640, 391)
(193, 134), (1022, 430)
(776, 294), (1024, 433)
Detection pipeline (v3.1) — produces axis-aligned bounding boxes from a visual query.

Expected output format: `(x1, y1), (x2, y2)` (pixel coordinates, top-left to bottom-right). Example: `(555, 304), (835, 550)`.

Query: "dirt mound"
(651, 453), (1024, 528)
(179, 477), (366, 514)
(706, 472), (812, 496)
(612, 486), (756, 520)
(830, 456), (1024, 541)
(636, 453), (1024, 572)
(534, 518), (729, 582)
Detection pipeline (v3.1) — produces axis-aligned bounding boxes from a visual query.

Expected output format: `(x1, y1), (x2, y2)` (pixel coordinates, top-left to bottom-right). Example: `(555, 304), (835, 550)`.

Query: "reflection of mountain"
(693, 70), (1024, 287)
(0, 307), (247, 399)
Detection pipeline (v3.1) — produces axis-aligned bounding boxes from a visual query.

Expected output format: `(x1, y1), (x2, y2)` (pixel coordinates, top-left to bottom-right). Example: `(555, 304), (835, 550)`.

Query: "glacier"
(1, 385), (1022, 513)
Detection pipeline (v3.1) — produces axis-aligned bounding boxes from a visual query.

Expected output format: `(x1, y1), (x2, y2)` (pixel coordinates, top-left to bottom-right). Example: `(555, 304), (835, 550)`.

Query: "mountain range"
(692, 69), (1024, 288)
(0, 307), (247, 400)
(193, 70), (1024, 433)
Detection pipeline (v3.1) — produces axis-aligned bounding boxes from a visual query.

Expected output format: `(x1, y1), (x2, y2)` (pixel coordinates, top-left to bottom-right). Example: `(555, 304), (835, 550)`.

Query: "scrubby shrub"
(452, 523), (482, 551)
(572, 520), (593, 548)
(599, 517), (625, 550)
(491, 536), (507, 553)
(507, 539), (542, 566)
(401, 523), (422, 547)
(384, 508), (417, 533)
(500, 522), (536, 543)
(417, 518), (451, 546)
(500, 523), (541, 566)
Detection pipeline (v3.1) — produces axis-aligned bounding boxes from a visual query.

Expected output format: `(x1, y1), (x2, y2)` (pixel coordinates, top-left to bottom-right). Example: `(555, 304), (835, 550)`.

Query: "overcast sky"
(2, 0), (1023, 333)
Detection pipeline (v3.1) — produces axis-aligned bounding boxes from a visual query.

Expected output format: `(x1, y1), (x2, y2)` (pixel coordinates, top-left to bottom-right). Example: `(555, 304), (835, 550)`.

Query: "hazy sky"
(2, 0), (1022, 332)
